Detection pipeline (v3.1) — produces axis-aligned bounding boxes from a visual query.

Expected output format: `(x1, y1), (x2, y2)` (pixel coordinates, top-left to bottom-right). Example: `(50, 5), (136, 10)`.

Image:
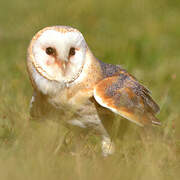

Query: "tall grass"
(0, 0), (179, 179)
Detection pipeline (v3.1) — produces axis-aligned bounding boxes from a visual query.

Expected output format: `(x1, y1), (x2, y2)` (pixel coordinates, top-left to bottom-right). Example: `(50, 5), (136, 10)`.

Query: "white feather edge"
(93, 88), (143, 127)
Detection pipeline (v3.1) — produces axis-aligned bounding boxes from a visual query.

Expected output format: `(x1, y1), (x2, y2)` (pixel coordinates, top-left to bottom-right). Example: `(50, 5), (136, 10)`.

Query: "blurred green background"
(0, 0), (179, 179)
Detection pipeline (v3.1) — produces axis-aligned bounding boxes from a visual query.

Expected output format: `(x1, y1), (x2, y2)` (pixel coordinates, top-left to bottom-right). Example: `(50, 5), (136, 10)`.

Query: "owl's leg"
(94, 123), (115, 156)
(68, 118), (114, 156)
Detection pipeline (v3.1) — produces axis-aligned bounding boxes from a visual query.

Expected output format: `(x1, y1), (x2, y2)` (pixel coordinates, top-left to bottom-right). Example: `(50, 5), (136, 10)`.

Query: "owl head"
(27, 26), (89, 94)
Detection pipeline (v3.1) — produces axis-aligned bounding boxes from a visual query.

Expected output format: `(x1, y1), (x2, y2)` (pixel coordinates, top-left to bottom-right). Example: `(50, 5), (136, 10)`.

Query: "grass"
(0, 0), (180, 179)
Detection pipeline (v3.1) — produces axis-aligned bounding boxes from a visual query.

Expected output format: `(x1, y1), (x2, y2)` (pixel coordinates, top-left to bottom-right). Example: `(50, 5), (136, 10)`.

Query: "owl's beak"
(55, 58), (67, 73)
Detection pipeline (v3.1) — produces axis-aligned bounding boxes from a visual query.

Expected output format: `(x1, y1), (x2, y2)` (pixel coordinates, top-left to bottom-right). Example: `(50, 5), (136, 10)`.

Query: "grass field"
(0, 0), (180, 179)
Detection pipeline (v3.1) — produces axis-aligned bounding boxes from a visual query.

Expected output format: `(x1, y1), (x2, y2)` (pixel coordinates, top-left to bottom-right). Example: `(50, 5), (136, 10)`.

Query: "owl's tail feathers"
(151, 116), (161, 126)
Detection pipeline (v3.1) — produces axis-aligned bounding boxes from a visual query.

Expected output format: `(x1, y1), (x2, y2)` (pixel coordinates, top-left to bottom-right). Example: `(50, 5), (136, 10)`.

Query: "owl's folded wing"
(93, 74), (160, 126)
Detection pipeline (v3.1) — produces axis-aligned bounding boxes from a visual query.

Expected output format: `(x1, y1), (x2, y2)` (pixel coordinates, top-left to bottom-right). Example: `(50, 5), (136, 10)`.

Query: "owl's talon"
(102, 137), (115, 156)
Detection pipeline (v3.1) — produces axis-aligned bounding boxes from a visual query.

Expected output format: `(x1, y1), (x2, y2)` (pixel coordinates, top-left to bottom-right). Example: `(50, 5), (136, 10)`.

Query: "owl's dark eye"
(69, 47), (76, 57)
(46, 47), (56, 56)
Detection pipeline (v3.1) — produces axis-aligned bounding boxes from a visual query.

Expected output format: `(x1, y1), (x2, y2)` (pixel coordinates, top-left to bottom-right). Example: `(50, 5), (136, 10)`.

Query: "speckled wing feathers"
(94, 62), (160, 126)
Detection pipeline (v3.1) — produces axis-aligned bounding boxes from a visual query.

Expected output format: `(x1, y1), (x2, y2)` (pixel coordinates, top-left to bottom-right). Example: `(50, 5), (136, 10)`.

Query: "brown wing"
(93, 73), (160, 126)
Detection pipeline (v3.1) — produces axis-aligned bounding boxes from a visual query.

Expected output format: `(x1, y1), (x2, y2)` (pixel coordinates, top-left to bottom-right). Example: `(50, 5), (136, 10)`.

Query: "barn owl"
(27, 26), (160, 156)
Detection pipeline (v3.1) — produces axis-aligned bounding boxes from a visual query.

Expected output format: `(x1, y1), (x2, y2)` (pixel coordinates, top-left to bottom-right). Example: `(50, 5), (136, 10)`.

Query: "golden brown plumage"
(94, 62), (160, 126)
